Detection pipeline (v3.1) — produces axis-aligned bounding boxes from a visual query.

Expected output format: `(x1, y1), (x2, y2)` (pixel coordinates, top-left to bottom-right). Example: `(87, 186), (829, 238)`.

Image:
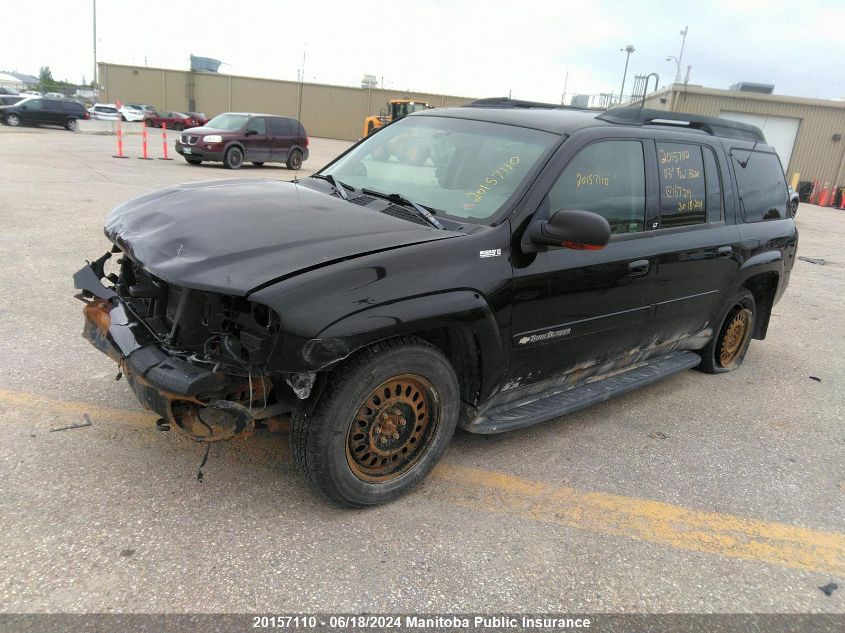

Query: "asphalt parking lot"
(0, 123), (843, 615)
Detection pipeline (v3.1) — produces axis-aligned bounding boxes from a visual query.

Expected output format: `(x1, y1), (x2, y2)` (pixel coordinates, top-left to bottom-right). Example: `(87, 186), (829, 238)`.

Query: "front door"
(243, 116), (270, 163)
(508, 138), (657, 391)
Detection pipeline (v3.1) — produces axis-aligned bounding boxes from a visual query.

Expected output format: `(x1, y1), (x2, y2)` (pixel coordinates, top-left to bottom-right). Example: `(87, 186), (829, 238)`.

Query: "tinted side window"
(297, 122), (306, 138)
(656, 142), (706, 228)
(248, 117), (266, 135)
(730, 150), (787, 222)
(269, 117), (290, 136)
(549, 140), (645, 235)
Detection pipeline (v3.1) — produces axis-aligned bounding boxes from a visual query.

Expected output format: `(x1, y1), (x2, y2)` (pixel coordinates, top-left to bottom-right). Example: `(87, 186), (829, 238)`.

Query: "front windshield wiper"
(362, 189), (445, 230)
(312, 173), (350, 200)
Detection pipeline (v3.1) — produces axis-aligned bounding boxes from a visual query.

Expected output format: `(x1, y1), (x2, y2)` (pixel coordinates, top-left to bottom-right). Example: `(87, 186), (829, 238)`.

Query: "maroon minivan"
(175, 112), (309, 170)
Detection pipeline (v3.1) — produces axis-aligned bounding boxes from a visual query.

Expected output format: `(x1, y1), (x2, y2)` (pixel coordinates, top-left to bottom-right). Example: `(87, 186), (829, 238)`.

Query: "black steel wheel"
(290, 336), (459, 507)
(286, 149), (302, 170)
(224, 146), (244, 169)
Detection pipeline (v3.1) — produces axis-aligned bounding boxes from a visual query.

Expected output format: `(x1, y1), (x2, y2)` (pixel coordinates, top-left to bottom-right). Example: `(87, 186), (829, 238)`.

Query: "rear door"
(41, 100), (63, 123)
(640, 136), (741, 347)
(269, 117), (292, 162)
(243, 116), (270, 163)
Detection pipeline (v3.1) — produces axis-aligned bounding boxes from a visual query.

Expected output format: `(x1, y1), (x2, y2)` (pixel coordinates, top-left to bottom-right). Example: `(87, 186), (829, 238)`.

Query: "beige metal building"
(98, 63), (473, 142)
(641, 84), (845, 189)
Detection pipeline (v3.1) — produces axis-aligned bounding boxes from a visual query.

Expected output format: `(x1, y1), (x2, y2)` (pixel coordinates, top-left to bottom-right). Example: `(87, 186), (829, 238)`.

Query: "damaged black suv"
(75, 99), (797, 506)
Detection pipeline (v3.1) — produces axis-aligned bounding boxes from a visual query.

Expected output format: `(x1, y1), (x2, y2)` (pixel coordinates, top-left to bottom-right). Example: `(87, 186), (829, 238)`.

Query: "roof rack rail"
(596, 107), (765, 143)
(464, 97), (586, 111)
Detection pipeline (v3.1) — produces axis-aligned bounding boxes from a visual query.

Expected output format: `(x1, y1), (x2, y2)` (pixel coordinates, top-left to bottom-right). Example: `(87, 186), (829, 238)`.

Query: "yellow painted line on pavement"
(0, 387), (156, 426)
(2, 387), (843, 575)
(432, 464), (845, 576)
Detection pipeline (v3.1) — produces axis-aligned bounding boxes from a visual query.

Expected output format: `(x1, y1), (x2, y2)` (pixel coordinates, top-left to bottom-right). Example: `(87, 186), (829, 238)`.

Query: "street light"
(667, 26), (688, 83)
(619, 45), (635, 104)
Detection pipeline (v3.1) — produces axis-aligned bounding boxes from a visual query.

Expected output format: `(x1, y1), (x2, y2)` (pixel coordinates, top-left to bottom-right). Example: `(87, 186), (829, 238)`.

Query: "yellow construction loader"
(363, 99), (432, 137)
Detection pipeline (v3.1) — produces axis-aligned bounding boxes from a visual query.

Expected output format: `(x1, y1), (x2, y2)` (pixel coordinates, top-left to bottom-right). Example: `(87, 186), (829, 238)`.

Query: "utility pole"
(92, 0), (97, 88)
(619, 44), (635, 104)
(561, 70), (569, 105)
(297, 44), (306, 122)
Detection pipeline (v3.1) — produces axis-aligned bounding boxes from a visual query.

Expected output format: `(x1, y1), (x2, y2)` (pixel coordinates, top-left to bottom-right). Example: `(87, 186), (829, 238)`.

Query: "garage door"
(718, 111), (801, 172)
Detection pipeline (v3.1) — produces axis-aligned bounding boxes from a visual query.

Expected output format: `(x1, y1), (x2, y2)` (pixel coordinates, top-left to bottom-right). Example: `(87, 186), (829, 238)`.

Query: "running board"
(464, 351), (701, 434)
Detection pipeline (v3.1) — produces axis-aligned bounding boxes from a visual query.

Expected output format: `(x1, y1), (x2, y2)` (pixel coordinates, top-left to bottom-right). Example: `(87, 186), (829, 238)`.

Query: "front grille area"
(180, 134), (199, 145)
(165, 284), (183, 325)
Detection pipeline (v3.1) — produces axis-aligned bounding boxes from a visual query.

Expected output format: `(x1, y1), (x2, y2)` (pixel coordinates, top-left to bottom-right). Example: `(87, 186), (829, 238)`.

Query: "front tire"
(223, 146), (244, 169)
(5, 113), (20, 126)
(698, 288), (756, 373)
(286, 149), (302, 170)
(291, 336), (459, 507)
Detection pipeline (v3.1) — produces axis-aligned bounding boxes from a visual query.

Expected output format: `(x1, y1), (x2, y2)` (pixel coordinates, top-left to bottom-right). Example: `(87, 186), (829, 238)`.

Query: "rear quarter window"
(730, 149), (788, 222)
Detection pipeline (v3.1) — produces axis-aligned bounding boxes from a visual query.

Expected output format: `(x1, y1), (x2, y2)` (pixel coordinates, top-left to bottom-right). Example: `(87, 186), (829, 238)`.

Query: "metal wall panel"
(100, 63), (473, 141)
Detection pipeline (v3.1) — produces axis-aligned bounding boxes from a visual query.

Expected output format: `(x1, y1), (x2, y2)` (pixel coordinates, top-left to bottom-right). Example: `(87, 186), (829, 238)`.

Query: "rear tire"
(286, 149), (302, 170)
(173, 123), (183, 131)
(290, 336), (459, 507)
(65, 118), (78, 131)
(697, 288), (756, 373)
(223, 146), (243, 169)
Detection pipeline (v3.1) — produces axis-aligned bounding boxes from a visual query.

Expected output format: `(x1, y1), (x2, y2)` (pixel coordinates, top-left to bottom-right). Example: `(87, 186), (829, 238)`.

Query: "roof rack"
(463, 97), (587, 111)
(597, 107), (765, 143)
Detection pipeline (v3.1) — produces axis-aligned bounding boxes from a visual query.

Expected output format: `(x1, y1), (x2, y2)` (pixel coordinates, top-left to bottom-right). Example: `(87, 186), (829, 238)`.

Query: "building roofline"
(647, 83), (845, 111)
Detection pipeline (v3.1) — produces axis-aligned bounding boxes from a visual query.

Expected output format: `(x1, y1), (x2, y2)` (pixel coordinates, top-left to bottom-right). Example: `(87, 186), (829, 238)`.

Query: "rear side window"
(549, 140), (646, 235)
(269, 117), (291, 136)
(730, 150), (787, 221)
(656, 142), (706, 228)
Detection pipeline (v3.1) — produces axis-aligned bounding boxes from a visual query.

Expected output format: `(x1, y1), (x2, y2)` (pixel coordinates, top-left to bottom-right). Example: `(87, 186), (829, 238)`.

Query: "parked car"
(88, 104), (121, 120)
(0, 86), (19, 95)
(1, 96), (88, 130)
(74, 101), (797, 506)
(144, 111), (197, 131)
(21, 90), (41, 97)
(186, 111), (209, 126)
(0, 94), (24, 106)
(117, 105), (145, 122)
(788, 185), (799, 217)
(43, 92), (66, 100)
(125, 103), (156, 117)
(174, 112), (309, 169)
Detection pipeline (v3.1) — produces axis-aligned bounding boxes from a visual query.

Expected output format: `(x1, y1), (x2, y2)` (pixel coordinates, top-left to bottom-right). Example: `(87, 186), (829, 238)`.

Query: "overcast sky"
(2, 0), (843, 102)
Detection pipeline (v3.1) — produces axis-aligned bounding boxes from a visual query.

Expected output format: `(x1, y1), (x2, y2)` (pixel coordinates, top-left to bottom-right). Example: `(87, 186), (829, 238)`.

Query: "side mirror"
(527, 209), (611, 251)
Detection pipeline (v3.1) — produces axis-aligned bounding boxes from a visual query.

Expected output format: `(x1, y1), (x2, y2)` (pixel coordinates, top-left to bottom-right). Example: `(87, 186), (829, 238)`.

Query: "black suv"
(74, 100), (797, 506)
(0, 96), (88, 130)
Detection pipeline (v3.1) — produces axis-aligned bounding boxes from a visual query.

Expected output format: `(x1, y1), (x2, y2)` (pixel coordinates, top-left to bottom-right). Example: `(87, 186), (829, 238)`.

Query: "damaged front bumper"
(74, 261), (259, 442)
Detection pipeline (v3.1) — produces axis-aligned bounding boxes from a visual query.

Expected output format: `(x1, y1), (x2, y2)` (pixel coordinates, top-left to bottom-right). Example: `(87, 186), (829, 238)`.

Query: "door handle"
(628, 259), (650, 276)
(718, 246), (733, 258)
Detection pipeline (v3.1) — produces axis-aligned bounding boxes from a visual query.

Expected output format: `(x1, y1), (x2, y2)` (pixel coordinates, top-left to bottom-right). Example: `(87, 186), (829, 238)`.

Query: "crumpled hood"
(105, 179), (455, 295)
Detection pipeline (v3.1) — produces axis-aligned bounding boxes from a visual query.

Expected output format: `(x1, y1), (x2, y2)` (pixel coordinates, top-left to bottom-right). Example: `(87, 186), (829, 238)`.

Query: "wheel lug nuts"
(399, 418), (406, 426)
(393, 432), (400, 440)
(374, 426), (381, 435)
(380, 437), (387, 445)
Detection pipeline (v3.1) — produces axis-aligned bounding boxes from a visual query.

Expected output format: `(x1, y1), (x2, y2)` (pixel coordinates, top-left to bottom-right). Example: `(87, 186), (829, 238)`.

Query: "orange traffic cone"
(112, 99), (128, 159)
(138, 119), (153, 160)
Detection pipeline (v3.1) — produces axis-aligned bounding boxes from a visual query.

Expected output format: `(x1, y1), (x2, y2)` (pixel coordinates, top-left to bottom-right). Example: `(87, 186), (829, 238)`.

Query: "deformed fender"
(279, 291), (508, 396)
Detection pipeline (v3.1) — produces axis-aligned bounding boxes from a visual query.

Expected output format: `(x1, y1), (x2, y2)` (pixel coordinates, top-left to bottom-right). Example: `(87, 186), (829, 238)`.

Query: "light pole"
(92, 0), (97, 89)
(667, 26), (688, 83)
(619, 45), (635, 104)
